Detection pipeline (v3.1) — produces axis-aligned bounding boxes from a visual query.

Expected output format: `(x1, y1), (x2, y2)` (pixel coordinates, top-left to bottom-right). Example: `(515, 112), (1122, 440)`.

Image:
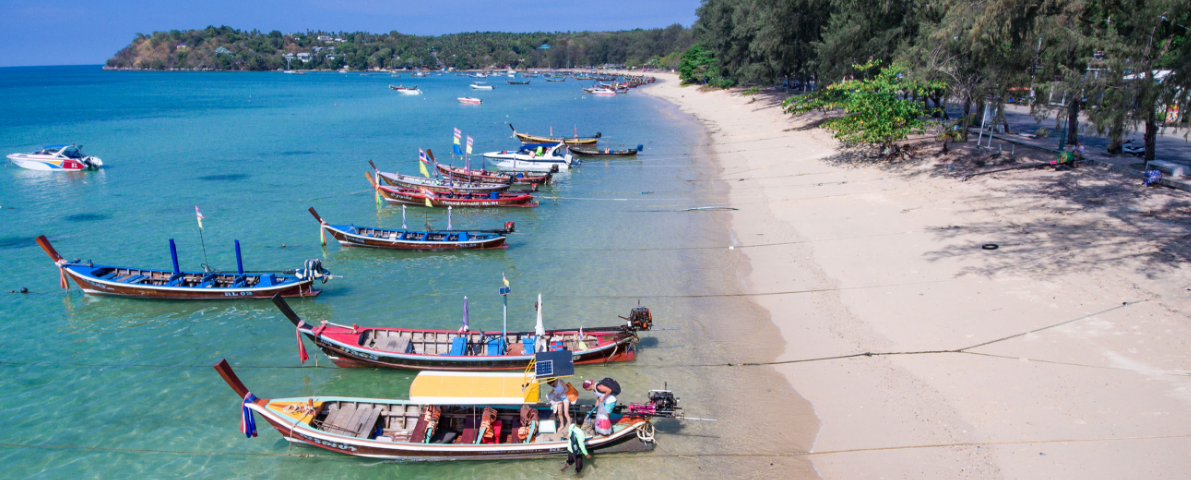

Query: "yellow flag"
(424, 197), (433, 207)
(419, 161), (430, 178)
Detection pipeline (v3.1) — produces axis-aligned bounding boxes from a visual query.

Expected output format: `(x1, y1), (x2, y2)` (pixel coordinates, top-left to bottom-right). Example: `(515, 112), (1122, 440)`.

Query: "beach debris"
(982, 244), (999, 250)
(680, 206), (738, 212)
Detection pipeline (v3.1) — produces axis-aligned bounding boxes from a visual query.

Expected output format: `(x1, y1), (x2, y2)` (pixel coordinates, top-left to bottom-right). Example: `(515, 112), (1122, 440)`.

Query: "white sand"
(640, 73), (1191, 479)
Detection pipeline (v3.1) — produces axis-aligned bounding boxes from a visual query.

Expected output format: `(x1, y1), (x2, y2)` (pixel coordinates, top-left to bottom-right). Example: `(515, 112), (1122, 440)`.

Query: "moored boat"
(506, 80), (530, 85)
(367, 173), (538, 207)
(7, 144), (103, 171)
(388, 84), (422, 95)
(570, 146), (641, 158)
(508, 124), (600, 145)
(483, 143), (575, 173)
(370, 161), (511, 194)
(213, 355), (676, 460)
(309, 208), (511, 250)
(470, 83), (494, 90)
(275, 295), (652, 370)
(458, 97), (482, 104)
(35, 236), (329, 300)
(435, 163), (553, 186)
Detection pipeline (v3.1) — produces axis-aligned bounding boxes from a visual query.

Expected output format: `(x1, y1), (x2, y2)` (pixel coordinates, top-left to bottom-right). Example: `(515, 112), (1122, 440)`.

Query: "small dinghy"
(469, 83), (494, 90)
(309, 207), (512, 250)
(367, 173), (537, 207)
(214, 350), (682, 460)
(35, 236), (329, 300)
(274, 294), (652, 370)
(388, 84), (422, 95)
(458, 97), (482, 104)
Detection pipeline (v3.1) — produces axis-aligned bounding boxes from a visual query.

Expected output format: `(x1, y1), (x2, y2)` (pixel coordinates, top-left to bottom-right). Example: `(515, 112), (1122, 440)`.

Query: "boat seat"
(122, 274), (147, 284)
(384, 336), (411, 354)
(448, 337), (466, 356)
(350, 406), (384, 438)
(321, 403), (358, 435)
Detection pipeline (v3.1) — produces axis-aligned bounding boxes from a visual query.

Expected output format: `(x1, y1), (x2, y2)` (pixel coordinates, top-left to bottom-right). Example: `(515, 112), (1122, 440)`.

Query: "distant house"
(296, 53), (312, 61)
(176, 44), (188, 51)
(334, 37), (345, 43)
(538, 44), (550, 50)
(214, 47), (232, 55)
(312, 46), (324, 52)
(326, 54), (338, 60)
(317, 35), (333, 42)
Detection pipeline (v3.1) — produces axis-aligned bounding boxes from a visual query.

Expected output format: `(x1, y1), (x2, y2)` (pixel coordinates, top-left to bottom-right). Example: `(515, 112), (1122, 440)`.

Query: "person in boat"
(560, 421), (590, 474)
(582, 378), (620, 435)
(546, 378), (575, 431)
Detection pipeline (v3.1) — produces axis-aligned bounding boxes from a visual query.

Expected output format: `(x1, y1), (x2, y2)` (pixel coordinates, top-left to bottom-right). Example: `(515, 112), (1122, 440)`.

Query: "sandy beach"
(641, 72), (1191, 479)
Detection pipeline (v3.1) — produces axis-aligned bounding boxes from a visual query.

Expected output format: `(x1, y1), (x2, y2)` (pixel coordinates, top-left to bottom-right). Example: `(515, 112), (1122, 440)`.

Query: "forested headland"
(104, 26), (691, 71)
(680, 0), (1189, 159)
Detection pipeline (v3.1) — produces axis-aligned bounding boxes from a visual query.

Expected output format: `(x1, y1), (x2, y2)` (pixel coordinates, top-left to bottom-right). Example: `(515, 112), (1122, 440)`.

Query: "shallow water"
(0, 66), (814, 478)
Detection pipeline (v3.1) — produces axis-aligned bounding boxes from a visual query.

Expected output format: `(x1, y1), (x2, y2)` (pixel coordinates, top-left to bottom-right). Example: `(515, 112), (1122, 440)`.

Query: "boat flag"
(241, 392), (259, 438)
(447, 206), (452, 230)
(420, 188), (434, 207)
(401, 205), (407, 229)
(454, 128), (462, 145)
(534, 294), (546, 351)
(453, 144), (463, 156)
(195, 206), (205, 230)
(466, 136), (473, 154)
(418, 149), (431, 178)
(502, 272), (510, 288)
(296, 327), (309, 364)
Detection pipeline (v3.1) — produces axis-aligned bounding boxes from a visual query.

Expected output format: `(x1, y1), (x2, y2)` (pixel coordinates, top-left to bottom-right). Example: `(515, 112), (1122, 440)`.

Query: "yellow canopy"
(409, 371), (540, 405)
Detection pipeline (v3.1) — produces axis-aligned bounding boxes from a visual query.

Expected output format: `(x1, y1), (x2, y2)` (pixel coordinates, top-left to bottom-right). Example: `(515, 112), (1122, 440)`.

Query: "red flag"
(297, 326), (309, 364)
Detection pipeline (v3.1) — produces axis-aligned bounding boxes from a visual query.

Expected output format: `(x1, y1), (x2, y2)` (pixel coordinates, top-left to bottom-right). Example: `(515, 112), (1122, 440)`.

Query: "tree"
(784, 61), (938, 158)
(678, 43), (718, 84)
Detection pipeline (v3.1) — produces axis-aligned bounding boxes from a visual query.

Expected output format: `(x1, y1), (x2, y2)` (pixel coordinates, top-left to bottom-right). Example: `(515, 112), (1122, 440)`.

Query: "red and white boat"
(366, 172), (537, 208)
(7, 144), (103, 171)
(458, 97), (482, 104)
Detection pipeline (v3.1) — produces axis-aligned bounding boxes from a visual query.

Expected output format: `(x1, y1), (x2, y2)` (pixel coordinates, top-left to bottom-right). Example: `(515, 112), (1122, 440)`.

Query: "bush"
(1034, 127), (1052, 138)
(742, 86), (761, 96)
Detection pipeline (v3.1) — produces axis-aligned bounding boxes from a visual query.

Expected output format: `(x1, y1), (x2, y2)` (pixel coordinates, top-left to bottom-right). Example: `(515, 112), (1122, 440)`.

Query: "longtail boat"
(214, 354), (679, 460)
(366, 172), (537, 208)
(274, 294), (651, 370)
(509, 124), (600, 146)
(435, 163), (553, 186)
(309, 207), (512, 250)
(368, 160), (510, 194)
(571, 146), (641, 158)
(35, 236), (329, 300)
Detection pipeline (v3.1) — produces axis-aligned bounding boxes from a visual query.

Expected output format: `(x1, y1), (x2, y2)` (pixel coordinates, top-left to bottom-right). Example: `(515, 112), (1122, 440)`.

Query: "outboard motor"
(626, 306), (653, 331)
(503, 221), (515, 233)
(626, 386), (681, 417)
(296, 259), (332, 284)
(549, 165), (560, 173)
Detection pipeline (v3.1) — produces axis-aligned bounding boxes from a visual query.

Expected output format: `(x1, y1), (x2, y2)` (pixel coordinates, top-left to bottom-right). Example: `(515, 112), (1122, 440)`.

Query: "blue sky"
(0, 0), (700, 67)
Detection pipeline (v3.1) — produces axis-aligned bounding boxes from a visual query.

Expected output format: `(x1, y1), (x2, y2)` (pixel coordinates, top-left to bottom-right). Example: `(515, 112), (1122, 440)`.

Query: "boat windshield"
(60, 146), (84, 159)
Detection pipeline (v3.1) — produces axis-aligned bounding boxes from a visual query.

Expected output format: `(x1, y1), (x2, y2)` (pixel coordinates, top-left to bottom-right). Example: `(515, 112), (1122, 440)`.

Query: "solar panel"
(534, 351), (574, 378)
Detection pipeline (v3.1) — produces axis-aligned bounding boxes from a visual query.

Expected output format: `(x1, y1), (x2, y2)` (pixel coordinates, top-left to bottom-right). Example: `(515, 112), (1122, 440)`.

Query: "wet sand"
(640, 73), (1191, 479)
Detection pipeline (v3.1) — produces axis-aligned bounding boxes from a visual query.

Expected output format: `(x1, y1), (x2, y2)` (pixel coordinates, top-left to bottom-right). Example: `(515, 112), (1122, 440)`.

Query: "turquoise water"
(0, 66), (810, 478)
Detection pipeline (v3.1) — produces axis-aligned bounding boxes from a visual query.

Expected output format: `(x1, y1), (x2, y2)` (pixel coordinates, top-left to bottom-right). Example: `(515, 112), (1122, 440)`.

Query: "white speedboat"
(388, 84), (422, 95)
(470, 83), (494, 90)
(483, 143), (575, 172)
(7, 144), (103, 171)
(458, 97), (482, 104)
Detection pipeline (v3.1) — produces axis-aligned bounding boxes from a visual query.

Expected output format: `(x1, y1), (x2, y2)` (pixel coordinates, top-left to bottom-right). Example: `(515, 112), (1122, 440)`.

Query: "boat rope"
(636, 422), (656, 443)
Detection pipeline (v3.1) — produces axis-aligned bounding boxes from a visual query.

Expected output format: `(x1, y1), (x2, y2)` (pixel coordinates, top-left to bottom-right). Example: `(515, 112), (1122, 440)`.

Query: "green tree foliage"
(783, 62), (939, 156)
(678, 43), (718, 84)
(106, 26), (693, 72)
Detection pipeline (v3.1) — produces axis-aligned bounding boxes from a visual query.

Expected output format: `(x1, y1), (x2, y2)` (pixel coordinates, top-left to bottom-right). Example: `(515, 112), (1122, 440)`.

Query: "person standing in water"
(560, 421), (590, 474)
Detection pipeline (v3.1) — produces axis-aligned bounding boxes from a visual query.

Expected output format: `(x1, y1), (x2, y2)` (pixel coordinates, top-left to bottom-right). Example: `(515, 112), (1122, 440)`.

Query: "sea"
(0, 66), (811, 478)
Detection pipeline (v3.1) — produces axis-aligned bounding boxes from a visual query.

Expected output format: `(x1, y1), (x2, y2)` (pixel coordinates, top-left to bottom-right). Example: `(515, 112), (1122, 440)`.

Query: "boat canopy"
(520, 143), (564, 151)
(43, 144), (71, 149)
(409, 371), (540, 405)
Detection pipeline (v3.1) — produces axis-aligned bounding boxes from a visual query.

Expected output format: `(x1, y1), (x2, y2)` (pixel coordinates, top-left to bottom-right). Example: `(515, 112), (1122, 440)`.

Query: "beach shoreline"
(638, 72), (1191, 479)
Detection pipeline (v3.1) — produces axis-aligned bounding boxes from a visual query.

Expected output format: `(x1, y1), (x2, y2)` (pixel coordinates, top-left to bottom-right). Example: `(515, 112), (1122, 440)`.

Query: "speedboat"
(7, 144), (103, 171)
(483, 143), (576, 172)
(389, 84), (422, 95)
(458, 97), (482, 104)
(470, 83), (494, 90)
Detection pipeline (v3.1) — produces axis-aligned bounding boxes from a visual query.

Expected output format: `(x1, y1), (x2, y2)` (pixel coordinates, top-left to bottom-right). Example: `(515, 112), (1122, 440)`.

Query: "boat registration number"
(223, 291), (253, 297)
(297, 432), (359, 452)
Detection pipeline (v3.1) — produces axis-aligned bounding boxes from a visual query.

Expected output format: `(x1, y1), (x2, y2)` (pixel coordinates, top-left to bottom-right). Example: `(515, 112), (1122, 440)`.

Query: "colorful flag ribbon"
(418, 149), (431, 178)
(241, 392), (258, 438)
(502, 272), (510, 288)
(453, 128), (462, 145)
(297, 327), (309, 364)
(195, 206), (205, 230)
(466, 136), (473, 154)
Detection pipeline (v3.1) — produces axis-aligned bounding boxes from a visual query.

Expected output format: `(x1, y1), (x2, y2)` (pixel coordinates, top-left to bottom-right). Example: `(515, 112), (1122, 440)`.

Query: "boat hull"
(7, 154), (94, 171)
(63, 266), (320, 300)
(376, 186), (537, 208)
(377, 171), (510, 194)
(513, 133), (597, 146)
(323, 225), (507, 250)
(248, 399), (652, 461)
(435, 164), (552, 185)
(483, 155), (570, 173)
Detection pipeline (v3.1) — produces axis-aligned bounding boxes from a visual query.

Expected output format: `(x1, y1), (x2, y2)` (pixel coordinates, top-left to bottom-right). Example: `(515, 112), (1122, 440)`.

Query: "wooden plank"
(344, 404), (374, 437)
(355, 406), (383, 438)
(323, 403), (357, 433)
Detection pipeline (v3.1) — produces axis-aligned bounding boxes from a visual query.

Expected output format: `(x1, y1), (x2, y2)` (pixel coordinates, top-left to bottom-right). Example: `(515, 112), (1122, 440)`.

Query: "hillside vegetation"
(105, 25), (691, 71)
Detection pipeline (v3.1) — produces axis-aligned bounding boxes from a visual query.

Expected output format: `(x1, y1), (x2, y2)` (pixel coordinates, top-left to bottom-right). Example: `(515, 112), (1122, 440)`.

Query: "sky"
(0, 0), (701, 67)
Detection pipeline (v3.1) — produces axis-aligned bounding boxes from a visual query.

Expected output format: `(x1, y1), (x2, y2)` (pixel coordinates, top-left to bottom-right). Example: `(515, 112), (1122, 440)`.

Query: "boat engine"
(626, 306), (652, 331)
(627, 387), (681, 417)
(503, 221), (515, 233)
(296, 259), (332, 283)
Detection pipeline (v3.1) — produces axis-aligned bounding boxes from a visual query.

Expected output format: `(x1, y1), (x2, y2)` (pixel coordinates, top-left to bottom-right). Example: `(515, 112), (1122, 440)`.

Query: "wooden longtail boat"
(309, 208), (511, 250)
(506, 80), (530, 85)
(571, 146), (640, 158)
(274, 294), (651, 370)
(369, 160), (510, 194)
(436, 163), (553, 186)
(214, 356), (677, 460)
(509, 124), (600, 146)
(367, 172), (537, 208)
(35, 236), (328, 300)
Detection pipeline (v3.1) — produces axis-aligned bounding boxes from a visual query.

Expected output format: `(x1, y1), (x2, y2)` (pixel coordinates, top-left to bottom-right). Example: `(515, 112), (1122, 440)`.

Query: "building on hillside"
(176, 44), (188, 51)
(214, 47), (232, 55)
(312, 46), (324, 52)
(538, 44), (550, 50)
(326, 54), (338, 60)
(317, 35), (333, 42)
(296, 53), (312, 62)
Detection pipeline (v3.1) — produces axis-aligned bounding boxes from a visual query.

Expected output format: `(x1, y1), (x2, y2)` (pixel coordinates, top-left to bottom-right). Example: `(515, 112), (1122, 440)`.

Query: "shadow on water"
(199, 173), (251, 182)
(0, 236), (37, 249)
(63, 213), (110, 222)
(280, 150), (316, 156)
